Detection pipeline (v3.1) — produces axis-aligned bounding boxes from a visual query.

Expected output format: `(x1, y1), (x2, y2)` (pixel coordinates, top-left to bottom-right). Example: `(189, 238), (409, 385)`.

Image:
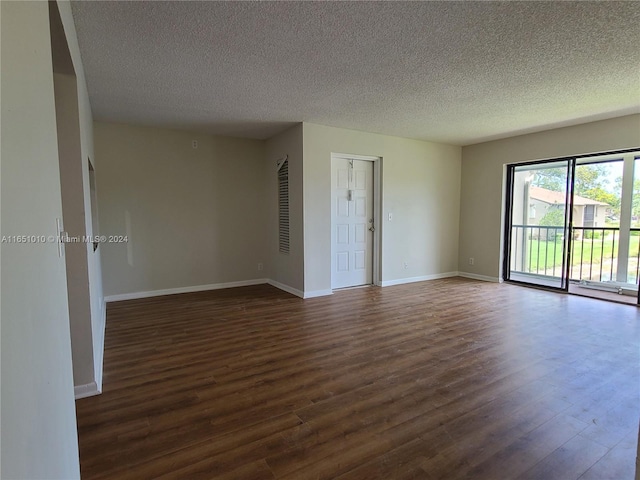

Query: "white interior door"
(331, 157), (374, 289)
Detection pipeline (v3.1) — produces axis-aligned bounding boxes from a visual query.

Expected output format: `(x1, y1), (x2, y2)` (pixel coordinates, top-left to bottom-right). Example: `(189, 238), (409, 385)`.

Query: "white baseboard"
(74, 381), (101, 400)
(380, 271), (458, 287)
(105, 279), (269, 302)
(458, 272), (502, 283)
(105, 274), (498, 303)
(76, 297), (107, 400)
(104, 278), (333, 303)
(94, 297), (106, 392)
(267, 279), (304, 298)
(303, 289), (333, 299)
(101, 274), (503, 306)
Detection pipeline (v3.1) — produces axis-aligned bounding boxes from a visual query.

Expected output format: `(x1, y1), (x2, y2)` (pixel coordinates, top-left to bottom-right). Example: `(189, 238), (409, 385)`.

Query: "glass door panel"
(506, 161), (571, 289)
(567, 154), (639, 302)
(570, 159), (623, 284)
(631, 157), (640, 304)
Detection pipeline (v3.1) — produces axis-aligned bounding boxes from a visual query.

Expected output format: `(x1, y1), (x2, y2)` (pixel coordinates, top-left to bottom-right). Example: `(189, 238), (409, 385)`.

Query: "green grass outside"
(520, 233), (640, 276)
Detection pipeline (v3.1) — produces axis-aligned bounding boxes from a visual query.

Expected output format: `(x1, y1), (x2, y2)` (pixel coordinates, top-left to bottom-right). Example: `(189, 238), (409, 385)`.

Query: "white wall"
(303, 123), (462, 294)
(460, 114), (640, 280)
(0, 1), (80, 478)
(265, 124), (305, 295)
(95, 122), (267, 297)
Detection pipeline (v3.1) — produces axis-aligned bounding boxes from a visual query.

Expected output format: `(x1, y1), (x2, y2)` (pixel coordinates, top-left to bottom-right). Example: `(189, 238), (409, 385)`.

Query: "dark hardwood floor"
(76, 278), (640, 479)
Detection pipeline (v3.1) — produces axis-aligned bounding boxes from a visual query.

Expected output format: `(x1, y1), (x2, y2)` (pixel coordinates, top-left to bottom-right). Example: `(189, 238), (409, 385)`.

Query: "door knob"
(368, 226), (375, 232)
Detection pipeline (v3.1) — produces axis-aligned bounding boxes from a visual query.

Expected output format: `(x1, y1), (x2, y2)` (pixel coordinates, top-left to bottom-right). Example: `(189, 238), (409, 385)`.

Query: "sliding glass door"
(570, 157), (624, 286)
(504, 160), (572, 289)
(504, 150), (640, 303)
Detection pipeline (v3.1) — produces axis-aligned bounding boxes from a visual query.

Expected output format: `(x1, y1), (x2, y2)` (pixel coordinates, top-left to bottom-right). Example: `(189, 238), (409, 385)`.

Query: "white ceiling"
(70, 1), (640, 146)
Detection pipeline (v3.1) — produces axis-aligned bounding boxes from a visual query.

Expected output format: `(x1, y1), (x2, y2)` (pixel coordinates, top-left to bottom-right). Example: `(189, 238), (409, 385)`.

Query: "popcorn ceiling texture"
(71, 1), (640, 145)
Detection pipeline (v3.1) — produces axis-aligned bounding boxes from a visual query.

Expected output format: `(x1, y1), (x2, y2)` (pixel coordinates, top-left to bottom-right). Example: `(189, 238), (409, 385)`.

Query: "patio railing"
(510, 225), (640, 285)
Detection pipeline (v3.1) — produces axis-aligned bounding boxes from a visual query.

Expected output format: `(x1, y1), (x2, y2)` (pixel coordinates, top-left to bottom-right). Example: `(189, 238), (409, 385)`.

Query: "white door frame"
(331, 153), (382, 288)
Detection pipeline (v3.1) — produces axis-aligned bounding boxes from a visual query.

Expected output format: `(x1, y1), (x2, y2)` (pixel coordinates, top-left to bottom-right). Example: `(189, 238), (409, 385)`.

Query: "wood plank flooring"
(76, 278), (640, 479)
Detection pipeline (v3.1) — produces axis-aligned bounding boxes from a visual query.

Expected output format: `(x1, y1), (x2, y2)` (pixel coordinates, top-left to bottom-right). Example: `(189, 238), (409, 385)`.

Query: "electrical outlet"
(257, 262), (263, 271)
(388, 213), (393, 221)
(192, 140), (198, 149)
(403, 262), (408, 269)
(469, 257), (475, 266)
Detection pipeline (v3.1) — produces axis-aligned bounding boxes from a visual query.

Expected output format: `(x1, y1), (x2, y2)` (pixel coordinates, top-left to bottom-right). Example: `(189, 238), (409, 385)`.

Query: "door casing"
(331, 153), (382, 289)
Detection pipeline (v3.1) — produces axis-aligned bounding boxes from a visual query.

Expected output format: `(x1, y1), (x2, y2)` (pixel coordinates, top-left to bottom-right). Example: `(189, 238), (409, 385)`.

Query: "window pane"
(571, 160), (623, 283)
(508, 161), (569, 288)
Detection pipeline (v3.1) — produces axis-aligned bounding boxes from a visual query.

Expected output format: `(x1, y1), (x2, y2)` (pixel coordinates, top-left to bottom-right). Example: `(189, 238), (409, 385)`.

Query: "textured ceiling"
(71, 1), (640, 146)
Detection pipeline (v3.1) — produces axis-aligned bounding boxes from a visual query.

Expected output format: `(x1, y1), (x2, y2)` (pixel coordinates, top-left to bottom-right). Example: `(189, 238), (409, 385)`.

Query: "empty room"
(1, 1), (639, 480)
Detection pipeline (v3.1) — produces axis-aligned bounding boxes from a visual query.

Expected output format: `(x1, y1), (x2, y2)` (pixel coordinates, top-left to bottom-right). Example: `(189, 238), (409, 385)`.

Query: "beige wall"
(265, 124), (305, 294)
(303, 123), (462, 294)
(1, 1), (80, 477)
(95, 122), (267, 297)
(58, 0), (106, 394)
(51, 0), (105, 396)
(54, 71), (97, 390)
(96, 121), (461, 298)
(460, 114), (640, 280)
